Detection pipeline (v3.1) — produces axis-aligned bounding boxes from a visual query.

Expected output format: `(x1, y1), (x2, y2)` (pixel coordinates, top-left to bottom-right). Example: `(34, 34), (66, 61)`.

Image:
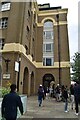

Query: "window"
(44, 31), (53, 39)
(43, 57), (53, 66)
(0, 39), (5, 50)
(44, 21), (53, 28)
(46, 44), (51, 52)
(43, 43), (53, 52)
(27, 26), (29, 32)
(43, 20), (54, 66)
(0, 17), (8, 29)
(46, 58), (51, 66)
(1, 2), (11, 11)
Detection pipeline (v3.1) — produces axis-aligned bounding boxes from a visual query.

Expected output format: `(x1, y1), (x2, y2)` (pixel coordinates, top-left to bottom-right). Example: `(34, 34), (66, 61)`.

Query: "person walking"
(38, 84), (44, 107)
(74, 82), (80, 115)
(62, 86), (68, 112)
(55, 84), (60, 101)
(1, 84), (23, 120)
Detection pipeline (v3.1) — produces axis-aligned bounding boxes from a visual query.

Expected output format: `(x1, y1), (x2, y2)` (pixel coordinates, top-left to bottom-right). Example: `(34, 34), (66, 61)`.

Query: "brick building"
(0, 1), (70, 95)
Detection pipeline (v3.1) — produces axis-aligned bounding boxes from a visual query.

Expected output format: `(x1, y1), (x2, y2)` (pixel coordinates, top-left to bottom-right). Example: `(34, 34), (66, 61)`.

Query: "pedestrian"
(70, 84), (74, 110)
(38, 84), (44, 107)
(46, 87), (50, 99)
(55, 84), (60, 101)
(74, 82), (80, 115)
(62, 85), (68, 112)
(1, 84), (23, 120)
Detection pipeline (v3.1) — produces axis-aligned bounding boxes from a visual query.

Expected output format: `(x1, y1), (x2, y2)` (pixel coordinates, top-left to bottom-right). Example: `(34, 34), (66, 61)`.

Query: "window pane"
(44, 21), (53, 28)
(0, 18), (8, 29)
(46, 58), (51, 66)
(46, 44), (51, 52)
(44, 31), (53, 39)
(1, 2), (11, 11)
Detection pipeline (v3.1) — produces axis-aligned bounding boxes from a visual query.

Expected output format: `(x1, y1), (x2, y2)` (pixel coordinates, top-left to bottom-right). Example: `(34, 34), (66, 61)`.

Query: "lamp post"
(56, 14), (61, 86)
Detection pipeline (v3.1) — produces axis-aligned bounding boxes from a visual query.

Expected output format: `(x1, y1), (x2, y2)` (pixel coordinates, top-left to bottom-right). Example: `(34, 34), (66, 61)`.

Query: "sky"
(37, 0), (79, 61)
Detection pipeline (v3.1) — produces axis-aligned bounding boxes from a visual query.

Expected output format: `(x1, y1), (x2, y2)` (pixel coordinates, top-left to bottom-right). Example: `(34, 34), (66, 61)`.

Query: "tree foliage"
(71, 52), (80, 82)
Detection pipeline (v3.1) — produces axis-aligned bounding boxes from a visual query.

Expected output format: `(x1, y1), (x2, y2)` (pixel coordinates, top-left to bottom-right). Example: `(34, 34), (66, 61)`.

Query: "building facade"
(0, 1), (70, 95)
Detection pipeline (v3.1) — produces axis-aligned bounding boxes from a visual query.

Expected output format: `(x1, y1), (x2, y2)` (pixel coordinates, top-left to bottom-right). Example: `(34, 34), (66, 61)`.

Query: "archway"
(30, 71), (34, 95)
(43, 73), (55, 87)
(43, 74), (55, 95)
(23, 67), (29, 94)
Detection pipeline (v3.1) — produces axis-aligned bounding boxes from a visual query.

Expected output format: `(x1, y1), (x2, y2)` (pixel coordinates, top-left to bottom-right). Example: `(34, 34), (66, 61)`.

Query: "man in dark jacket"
(1, 84), (23, 120)
(38, 84), (44, 107)
(74, 82), (80, 115)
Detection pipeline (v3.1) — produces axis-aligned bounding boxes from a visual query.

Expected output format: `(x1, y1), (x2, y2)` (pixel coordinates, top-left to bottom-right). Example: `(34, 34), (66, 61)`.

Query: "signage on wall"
(15, 61), (19, 72)
(3, 74), (10, 79)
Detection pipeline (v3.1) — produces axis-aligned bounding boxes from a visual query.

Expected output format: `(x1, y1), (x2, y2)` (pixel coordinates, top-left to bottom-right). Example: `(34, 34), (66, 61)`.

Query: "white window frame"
(44, 21), (53, 28)
(43, 43), (53, 52)
(43, 57), (53, 66)
(1, 2), (11, 11)
(44, 31), (53, 39)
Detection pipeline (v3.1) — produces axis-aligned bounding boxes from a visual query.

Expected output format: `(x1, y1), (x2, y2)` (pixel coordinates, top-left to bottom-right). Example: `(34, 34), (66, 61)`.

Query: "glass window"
(43, 43), (53, 52)
(1, 2), (11, 11)
(46, 58), (51, 66)
(44, 31), (53, 39)
(44, 21), (53, 28)
(43, 20), (54, 66)
(43, 57), (53, 66)
(0, 18), (8, 29)
(46, 44), (51, 52)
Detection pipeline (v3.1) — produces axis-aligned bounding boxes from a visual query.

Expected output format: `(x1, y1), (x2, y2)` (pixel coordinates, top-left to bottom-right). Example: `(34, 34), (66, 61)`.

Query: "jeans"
(71, 95), (74, 109)
(64, 99), (68, 111)
(38, 95), (43, 106)
(75, 96), (79, 113)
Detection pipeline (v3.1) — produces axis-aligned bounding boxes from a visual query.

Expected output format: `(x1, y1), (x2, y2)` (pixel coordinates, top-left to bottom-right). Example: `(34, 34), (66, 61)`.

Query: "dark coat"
(1, 91), (23, 119)
(74, 84), (80, 97)
(63, 89), (68, 100)
(38, 87), (44, 100)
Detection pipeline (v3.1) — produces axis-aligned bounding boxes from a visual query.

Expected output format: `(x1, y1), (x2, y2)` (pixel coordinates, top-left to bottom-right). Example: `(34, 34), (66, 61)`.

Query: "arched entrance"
(23, 67), (29, 94)
(43, 73), (55, 88)
(43, 74), (55, 94)
(30, 71), (34, 95)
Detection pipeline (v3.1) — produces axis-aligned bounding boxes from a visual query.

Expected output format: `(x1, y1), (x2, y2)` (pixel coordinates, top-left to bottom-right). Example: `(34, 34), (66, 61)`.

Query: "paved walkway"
(19, 96), (80, 119)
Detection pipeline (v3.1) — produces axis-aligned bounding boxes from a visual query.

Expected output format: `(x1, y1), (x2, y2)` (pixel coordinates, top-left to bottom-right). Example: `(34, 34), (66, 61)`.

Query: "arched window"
(43, 20), (54, 66)
(44, 21), (53, 28)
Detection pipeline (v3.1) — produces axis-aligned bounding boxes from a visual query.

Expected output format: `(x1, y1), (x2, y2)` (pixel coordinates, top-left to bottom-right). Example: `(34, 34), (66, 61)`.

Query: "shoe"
(39, 104), (41, 107)
(75, 112), (78, 115)
(65, 110), (68, 112)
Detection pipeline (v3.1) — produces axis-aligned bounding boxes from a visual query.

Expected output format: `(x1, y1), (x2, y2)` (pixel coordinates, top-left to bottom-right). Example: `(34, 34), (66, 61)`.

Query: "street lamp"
(56, 14), (61, 86)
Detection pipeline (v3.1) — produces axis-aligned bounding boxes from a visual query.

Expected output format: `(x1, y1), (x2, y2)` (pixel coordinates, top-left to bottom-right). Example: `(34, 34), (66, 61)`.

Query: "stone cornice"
(0, 43), (70, 68)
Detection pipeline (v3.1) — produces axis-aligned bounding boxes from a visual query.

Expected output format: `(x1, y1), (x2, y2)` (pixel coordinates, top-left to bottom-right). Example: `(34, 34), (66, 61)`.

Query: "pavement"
(18, 96), (80, 119)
